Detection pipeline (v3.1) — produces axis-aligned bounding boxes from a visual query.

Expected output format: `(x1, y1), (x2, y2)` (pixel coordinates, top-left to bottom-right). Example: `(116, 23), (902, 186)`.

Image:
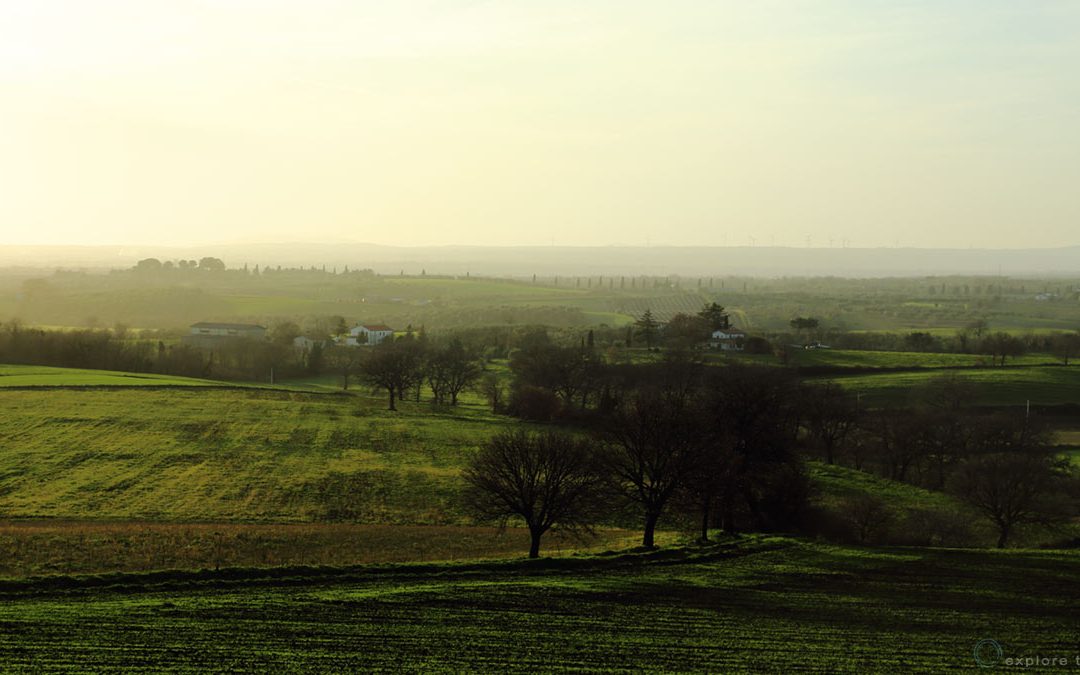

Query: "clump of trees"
(467, 361), (812, 553)
(356, 334), (486, 410)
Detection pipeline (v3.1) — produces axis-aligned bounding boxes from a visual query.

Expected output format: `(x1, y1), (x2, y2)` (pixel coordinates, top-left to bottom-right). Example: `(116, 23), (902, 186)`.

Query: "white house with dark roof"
(710, 328), (746, 351)
(344, 323), (395, 346)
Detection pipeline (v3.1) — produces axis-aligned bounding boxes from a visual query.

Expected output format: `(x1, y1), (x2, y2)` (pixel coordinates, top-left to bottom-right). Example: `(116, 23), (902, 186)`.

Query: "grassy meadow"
(0, 536), (1076, 672)
(823, 365), (1080, 407)
(0, 387), (511, 523)
(0, 364), (237, 388)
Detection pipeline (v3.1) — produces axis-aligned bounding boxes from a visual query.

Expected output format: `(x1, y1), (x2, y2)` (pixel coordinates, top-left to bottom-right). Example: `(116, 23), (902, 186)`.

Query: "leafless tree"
(462, 431), (604, 558)
(360, 338), (424, 410)
(949, 448), (1077, 548)
(602, 391), (704, 548)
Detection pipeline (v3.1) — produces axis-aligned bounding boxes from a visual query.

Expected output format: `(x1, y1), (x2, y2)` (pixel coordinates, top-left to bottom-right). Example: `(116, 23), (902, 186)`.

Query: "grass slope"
(0, 537), (1076, 671)
(0, 388), (514, 522)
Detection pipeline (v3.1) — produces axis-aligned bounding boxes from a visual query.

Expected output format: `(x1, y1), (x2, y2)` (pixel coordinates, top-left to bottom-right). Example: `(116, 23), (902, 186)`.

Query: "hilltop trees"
(463, 431), (605, 558)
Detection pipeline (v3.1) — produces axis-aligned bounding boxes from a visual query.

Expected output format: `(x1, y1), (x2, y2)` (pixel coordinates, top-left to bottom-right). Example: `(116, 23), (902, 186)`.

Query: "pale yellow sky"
(1, 1), (1078, 248)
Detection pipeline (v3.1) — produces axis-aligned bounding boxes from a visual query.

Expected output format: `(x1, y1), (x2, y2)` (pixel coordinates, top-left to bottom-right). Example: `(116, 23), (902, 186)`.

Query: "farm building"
(293, 336), (326, 352)
(342, 324), (395, 346)
(710, 328), (746, 351)
(182, 322), (267, 348)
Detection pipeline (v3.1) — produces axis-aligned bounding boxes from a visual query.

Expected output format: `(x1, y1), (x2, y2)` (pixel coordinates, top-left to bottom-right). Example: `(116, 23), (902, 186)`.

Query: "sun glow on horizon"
(2, 1), (1079, 248)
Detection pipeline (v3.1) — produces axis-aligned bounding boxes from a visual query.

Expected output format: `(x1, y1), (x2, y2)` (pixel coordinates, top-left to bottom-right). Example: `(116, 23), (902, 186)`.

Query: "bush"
(508, 385), (560, 422)
(743, 336), (773, 355)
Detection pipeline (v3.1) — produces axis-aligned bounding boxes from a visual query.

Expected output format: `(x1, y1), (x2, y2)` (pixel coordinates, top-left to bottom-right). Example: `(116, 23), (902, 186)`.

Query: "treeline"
(784, 321), (1080, 364)
(458, 340), (1080, 555)
(0, 321), (311, 382)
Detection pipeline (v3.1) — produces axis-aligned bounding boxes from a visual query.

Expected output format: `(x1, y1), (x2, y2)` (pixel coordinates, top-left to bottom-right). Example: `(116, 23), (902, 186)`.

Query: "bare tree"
(326, 345), (362, 390)
(475, 372), (505, 413)
(360, 338), (424, 410)
(800, 382), (859, 465)
(427, 339), (483, 405)
(1051, 331), (1080, 366)
(949, 449), (1076, 548)
(602, 391), (704, 548)
(462, 431), (604, 558)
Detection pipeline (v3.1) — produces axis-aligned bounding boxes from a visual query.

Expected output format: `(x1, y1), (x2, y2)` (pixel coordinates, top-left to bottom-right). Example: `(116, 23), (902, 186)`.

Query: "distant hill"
(3, 243), (1080, 277)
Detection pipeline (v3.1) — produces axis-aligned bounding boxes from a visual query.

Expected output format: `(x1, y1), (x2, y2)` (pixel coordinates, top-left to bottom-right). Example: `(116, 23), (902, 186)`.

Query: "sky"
(1, 1), (1078, 249)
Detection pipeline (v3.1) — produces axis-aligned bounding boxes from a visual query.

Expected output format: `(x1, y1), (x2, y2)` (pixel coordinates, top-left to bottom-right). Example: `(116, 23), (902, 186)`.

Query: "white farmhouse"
(344, 324), (395, 346)
(710, 329), (746, 351)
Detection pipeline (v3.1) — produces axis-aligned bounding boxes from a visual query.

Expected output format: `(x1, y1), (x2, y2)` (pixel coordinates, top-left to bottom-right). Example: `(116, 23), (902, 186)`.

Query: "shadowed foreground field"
(0, 537), (1076, 672)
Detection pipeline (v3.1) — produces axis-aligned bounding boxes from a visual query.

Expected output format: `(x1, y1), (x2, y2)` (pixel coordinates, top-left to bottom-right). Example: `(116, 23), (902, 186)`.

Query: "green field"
(786, 348), (1058, 369)
(0, 364), (238, 388)
(0, 387), (513, 522)
(0, 537), (1075, 671)
(825, 366), (1080, 407)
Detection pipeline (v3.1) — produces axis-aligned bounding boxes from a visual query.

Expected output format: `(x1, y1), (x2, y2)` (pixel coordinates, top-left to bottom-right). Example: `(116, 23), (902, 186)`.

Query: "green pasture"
(825, 366), (1080, 407)
(786, 348), (1057, 369)
(0, 364), (233, 388)
(0, 537), (1076, 671)
(0, 387), (516, 522)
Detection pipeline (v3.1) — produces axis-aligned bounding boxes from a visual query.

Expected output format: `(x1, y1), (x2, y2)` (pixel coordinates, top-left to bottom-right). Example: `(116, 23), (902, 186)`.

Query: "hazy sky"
(2, 1), (1078, 248)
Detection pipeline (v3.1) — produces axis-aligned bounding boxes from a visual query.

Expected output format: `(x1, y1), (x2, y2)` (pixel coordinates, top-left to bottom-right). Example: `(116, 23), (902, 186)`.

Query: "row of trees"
(799, 322), (1080, 364)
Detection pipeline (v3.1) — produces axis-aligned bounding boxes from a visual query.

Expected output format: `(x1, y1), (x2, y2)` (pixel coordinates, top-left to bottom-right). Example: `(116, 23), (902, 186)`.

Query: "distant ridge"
(2, 243), (1079, 277)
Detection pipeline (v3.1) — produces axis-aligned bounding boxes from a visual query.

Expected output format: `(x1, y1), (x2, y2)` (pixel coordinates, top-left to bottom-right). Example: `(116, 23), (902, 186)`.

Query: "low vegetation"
(0, 537), (1077, 671)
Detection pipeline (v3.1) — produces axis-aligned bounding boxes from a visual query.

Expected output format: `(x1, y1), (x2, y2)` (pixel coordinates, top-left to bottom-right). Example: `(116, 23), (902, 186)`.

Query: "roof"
(191, 322), (266, 330)
(360, 324), (394, 332)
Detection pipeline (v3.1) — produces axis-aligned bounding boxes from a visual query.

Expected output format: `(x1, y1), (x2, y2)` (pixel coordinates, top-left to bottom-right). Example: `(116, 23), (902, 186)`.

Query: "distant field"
(0, 364), (233, 388)
(0, 522), (645, 578)
(825, 366), (1080, 407)
(787, 348), (1057, 369)
(0, 537), (1076, 671)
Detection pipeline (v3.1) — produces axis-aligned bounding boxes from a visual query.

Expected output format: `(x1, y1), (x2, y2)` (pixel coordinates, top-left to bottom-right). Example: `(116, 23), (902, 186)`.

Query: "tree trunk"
(387, 386), (396, 411)
(342, 372), (349, 390)
(996, 525), (1010, 549)
(643, 510), (660, 548)
(699, 496), (711, 542)
(720, 490), (736, 533)
(528, 530), (542, 559)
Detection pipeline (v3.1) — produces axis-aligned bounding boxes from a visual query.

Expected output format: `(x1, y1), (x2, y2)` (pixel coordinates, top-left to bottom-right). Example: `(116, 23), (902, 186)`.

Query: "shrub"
(508, 385), (560, 422)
